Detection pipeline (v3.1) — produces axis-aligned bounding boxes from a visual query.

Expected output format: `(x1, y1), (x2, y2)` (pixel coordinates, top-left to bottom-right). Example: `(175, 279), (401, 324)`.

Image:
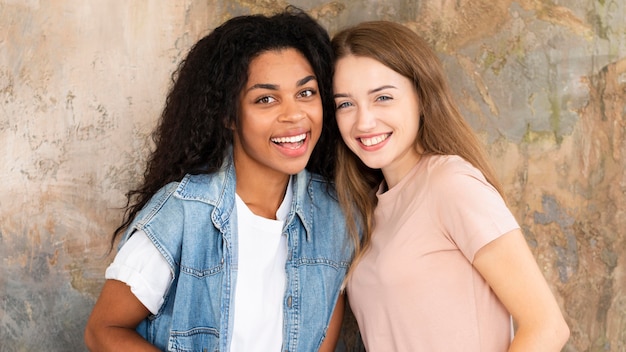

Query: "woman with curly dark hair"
(84, 7), (352, 351)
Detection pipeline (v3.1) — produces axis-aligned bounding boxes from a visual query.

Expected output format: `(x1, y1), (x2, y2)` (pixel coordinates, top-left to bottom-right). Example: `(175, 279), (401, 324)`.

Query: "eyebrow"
(368, 85), (397, 94)
(246, 75), (317, 93)
(297, 75), (316, 87)
(334, 85), (397, 99)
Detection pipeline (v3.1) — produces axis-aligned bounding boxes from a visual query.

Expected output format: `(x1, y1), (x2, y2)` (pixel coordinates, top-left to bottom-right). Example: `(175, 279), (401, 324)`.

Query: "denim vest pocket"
(168, 327), (220, 352)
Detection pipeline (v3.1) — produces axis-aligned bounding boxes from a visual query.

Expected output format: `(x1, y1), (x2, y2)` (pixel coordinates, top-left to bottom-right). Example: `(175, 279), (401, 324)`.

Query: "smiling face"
(334, 54), (422, 188)
(233, 48), (323, 182)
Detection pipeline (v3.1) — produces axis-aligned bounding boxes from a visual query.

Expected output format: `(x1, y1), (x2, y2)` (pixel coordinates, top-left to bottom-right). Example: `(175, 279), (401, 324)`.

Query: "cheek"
(313, 104), (324, 124)
(310, 106), (323, 136)
(303, 104), (323, 144)
(336, 117), (354, 141)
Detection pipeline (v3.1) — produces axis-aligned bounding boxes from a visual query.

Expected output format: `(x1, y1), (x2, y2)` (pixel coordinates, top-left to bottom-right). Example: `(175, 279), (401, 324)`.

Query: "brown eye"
(298, 89), (316, 98)
(256, 96), (276, 104)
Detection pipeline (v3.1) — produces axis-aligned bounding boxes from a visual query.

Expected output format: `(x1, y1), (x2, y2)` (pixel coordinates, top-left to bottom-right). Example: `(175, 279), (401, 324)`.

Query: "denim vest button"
(287, 295), (292, 308)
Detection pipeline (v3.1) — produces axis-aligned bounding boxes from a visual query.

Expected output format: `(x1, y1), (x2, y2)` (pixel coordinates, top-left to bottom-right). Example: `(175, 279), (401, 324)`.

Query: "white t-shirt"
(104, 229), (172, 314)
(106, 180), (292, 351)
(230, 190), (289, 351)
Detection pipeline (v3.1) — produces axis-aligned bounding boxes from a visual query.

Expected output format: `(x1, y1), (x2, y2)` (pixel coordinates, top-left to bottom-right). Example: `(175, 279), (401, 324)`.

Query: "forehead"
(246, 48), (315, 84)
(333, 55), (408, 89)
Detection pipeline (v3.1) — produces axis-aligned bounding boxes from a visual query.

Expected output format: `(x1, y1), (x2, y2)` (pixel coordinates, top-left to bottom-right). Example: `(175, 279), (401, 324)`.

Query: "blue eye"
(335, 101), (353, 110)
(376, 95), (392, 102)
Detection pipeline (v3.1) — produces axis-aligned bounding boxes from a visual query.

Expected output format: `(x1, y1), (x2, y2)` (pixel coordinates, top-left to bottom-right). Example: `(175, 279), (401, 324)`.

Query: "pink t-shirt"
(347, 154), (519, 352)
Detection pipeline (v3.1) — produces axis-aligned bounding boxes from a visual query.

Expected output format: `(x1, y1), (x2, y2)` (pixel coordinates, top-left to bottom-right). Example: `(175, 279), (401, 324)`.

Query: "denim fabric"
(119, 152), (353, 351)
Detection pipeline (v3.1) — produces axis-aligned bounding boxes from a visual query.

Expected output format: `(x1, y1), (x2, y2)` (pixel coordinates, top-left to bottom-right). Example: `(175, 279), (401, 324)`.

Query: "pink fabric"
(347, 154), (519, 351)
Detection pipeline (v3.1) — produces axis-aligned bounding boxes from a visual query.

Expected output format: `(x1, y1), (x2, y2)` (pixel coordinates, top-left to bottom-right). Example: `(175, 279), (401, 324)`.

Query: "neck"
(382, 151), (422, 189)
(235, 169), (289, 220)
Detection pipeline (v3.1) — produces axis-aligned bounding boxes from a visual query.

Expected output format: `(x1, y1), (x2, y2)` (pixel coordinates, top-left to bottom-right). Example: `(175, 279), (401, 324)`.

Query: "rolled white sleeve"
(105, 230), (172, 315)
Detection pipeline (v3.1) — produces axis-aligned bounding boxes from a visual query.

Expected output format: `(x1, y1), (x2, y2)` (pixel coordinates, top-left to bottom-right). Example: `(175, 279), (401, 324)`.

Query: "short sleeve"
(432, 158), (520, 262)
(105, 230), (173, 315)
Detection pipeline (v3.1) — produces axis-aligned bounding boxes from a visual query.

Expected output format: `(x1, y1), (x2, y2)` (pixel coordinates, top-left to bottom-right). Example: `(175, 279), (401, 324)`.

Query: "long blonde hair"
(332, 21), (504, 281)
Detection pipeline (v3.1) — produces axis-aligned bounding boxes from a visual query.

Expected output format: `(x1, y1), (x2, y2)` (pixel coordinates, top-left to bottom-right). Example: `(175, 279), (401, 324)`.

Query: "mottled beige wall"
(1, 1), (624, 351)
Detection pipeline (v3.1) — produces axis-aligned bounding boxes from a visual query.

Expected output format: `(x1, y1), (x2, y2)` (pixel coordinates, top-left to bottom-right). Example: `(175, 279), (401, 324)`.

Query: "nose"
(278, 98), (305, 122)
(355, 106), (376, 131)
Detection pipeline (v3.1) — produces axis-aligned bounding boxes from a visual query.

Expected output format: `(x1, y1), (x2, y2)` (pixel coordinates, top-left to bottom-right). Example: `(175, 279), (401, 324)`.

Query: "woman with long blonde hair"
(332, 21), (569, 351)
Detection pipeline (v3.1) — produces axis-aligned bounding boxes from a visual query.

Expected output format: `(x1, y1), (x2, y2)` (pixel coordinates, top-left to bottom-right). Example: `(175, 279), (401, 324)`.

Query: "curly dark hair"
(111, 6), (337, 247)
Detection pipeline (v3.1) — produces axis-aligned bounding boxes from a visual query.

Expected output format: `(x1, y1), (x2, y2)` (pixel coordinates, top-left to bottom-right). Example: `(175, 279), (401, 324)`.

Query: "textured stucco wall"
(1, 1), (624, 351)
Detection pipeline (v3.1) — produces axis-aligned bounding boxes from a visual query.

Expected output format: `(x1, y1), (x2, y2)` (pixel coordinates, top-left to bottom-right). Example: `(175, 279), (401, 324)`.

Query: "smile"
(359, 133), (390, 147)
(271, 133), (307, 149)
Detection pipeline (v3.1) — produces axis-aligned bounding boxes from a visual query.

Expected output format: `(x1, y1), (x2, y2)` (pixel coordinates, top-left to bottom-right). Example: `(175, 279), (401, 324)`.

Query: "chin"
(285, 166), (307, 175)
(278, 161), (308, 176)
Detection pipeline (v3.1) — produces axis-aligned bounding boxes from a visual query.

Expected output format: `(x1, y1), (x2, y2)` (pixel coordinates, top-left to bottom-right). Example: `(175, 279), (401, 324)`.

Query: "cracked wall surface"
(1, 1), (624, 351)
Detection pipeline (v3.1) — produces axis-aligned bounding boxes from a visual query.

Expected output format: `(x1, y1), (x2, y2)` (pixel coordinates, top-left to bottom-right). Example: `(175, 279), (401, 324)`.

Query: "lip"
(357, 132), (391, 151)
(271, 129), (311, 158)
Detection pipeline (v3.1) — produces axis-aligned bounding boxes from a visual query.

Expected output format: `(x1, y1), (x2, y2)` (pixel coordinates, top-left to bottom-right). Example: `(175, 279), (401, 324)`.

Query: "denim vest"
(120, 154), (353, 351)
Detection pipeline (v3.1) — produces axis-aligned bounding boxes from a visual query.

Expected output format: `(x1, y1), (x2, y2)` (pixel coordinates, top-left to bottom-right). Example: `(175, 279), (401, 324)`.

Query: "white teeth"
(360, 134), (389, 146)
(271, 133), (306, 144)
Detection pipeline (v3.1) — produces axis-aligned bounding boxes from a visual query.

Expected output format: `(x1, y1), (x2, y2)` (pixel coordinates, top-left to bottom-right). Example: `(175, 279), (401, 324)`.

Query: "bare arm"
(318, 292), (346, 352)
(84, 279), (160, 352)
(473, 229), (570, 351)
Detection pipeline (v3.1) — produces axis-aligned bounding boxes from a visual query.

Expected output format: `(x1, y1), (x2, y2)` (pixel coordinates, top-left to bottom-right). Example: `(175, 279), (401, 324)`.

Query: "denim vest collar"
(176, 151), (314, 242)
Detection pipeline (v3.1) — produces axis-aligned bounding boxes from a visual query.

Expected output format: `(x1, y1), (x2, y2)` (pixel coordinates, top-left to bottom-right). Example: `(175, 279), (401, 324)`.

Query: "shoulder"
(294, 170), (345, 228)
(296, 170), (339, 207)
(425, 154), (482, 178)
(423, 154), (492, 193)
(174, 173), (229, 204)
(130, 181), (183, 228)
(127, 172), (230, 238)
(134, 173), (223, 223)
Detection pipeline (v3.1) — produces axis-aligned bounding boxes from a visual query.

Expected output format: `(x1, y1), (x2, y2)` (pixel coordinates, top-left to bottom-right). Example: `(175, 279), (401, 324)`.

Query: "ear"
(224, 117), (236, 130)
